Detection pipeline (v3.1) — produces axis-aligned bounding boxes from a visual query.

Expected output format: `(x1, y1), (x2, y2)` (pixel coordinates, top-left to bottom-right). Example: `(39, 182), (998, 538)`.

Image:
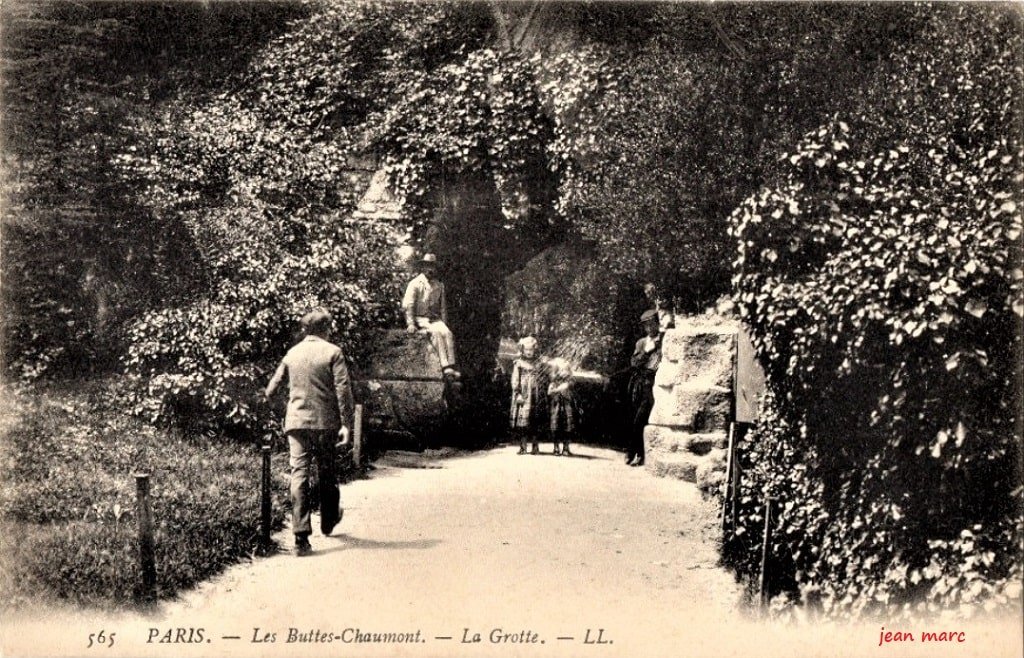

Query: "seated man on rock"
(402, 253), (460, 380)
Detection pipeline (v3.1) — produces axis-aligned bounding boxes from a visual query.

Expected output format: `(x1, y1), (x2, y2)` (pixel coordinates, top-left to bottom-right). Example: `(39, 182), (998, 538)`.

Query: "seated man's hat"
(640, 309), (659, 323)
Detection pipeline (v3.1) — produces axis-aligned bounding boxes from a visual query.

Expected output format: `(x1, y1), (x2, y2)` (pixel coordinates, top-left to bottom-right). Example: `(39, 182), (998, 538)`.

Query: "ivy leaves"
(728, 4), (1022, 619)
(367, 48), (554, 229)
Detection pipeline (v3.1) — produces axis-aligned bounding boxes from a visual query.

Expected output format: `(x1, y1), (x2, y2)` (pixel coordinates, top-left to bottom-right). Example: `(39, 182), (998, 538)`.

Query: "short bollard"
(721, 422), (736, 537)
(134, 473), (157, 603)
(758, 494), (774, 610)
(260, 445), (272, 550)
(353, 403), (364, 467)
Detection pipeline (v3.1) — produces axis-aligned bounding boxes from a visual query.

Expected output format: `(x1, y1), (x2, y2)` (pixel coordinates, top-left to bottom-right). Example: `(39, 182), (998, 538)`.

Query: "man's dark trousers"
(628, 370), (655, 464)
(287, 429), (340, 538)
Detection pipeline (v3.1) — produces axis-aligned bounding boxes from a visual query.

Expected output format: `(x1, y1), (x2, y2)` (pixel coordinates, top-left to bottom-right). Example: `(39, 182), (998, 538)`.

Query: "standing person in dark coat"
(265, 309), (354, 556)
(626, 310), (662, 467)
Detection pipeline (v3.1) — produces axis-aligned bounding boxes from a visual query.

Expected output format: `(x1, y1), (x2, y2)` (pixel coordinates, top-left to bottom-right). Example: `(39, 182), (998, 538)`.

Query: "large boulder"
(352, 330), (454, 449)
(358, 330), (444, 380)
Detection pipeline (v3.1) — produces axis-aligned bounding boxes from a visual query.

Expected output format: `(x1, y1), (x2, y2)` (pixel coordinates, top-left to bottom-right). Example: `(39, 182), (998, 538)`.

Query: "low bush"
(0, 380), (310, 608)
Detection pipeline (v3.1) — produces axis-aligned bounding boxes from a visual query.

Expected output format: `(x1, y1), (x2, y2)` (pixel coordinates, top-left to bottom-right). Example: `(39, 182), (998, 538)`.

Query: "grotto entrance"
(418, 172), (555, 445)
(351, 167), (561, 449)
(353, 168), (628, 450)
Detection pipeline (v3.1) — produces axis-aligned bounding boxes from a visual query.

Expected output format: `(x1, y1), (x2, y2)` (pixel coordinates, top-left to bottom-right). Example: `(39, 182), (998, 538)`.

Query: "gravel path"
(4, 445), (1019, 658)
(157, 444), (744, 656)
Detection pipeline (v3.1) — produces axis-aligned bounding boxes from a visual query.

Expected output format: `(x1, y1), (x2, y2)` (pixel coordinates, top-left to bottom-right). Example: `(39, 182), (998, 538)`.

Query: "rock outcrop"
(644, 320), (736, 488)
(352, 330), (456, 450)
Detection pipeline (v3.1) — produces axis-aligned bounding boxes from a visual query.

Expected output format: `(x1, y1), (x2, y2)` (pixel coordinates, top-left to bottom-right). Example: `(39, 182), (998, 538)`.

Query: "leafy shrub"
(1, 2), (305, 382)
(113, 3), (445, 434)
(121, 210), (400, 436)
(0, 381), (301, 608)
(368, 46), (556, 233)
(728, 4), (1023, 619)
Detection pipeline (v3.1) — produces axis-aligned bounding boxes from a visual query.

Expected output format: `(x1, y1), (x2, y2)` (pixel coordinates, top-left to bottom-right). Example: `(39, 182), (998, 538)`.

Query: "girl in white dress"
(510, 336), (544, 454)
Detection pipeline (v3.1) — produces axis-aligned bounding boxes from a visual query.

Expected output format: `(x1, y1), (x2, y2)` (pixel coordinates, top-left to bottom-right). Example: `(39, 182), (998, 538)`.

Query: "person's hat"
(518, 336), (538, 351)
(420, 253), (438, 264)
(640, 309), (659, 323)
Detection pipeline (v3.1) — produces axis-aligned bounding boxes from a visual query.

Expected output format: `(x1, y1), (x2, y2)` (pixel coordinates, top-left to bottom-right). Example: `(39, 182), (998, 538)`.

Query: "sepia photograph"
(1, 1), (1022, 657)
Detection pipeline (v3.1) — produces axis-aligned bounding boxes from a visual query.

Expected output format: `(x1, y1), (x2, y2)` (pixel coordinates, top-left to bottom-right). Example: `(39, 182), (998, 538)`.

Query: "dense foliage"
(728, 4), (1023, 619)
(539, 4), (917, 310)
(368, 47), (555, 232)
(111, 3), (479, 432)
(1, 1), (304, 380)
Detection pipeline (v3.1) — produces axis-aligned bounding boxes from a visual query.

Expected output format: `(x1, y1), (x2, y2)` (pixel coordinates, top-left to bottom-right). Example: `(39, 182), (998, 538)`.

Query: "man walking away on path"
(626, 310), (662, 467)
(402, 253), (460, 380)
(265, 309), (354, 556)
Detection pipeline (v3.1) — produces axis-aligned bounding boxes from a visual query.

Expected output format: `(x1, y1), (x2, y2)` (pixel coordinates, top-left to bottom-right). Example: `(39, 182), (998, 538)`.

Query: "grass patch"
(0, 378), (299, 609)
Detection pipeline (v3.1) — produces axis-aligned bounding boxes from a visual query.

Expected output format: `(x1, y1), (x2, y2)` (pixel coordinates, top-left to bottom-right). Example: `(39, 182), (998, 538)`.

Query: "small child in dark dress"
(547, 358), (576, 456)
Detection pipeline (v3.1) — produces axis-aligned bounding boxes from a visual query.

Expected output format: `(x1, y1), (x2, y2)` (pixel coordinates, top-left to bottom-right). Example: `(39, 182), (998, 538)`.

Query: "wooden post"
(260, 445), (272, 550)
(730, 427), (741, 532)
(353, 403), (364, 467)
(134, 473), (156, 603)
(758, 494), (773, 610)
(721, 421), (736, 537)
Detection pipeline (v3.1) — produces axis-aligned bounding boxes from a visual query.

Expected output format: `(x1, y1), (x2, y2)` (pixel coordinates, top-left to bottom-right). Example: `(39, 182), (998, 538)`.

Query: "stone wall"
(644, 320), (737, 489)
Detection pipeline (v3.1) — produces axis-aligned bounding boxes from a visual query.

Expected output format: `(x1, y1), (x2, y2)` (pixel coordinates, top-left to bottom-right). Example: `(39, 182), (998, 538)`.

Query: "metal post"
(758, 494), (773, 610)
(353, 403), (364, 467)
(260, 445), (272, 549)
(134, 473), (156, 603)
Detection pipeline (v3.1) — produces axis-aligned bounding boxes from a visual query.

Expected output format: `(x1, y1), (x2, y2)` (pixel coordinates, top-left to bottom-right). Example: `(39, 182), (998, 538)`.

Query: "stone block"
(648, 452), (699, 482)
(653, 361), (681, 388)
(662, 322), (735, 356)
(648, 384), (730, 430)
(685, 432), (728, 456)
(645, 425), (683, 453)
(660, 329), (736, 390)
(695, 448), (728, 493)
(649, 385), (683, 426)
(689, 385), (731, 432)
(673, 320), (739, 336)
(355, 330), (443, 381)
(644, 426), (727, 456)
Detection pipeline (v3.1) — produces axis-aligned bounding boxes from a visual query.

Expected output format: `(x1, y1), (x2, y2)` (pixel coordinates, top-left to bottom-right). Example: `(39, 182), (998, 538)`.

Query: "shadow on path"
(514, 452), (604, 461)
(319, 534), (441, 553)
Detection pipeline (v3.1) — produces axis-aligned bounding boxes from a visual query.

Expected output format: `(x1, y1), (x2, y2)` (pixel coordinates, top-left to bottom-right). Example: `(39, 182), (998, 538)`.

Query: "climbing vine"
(367, 47), (556, 232)
(728, 4), (1023, 619)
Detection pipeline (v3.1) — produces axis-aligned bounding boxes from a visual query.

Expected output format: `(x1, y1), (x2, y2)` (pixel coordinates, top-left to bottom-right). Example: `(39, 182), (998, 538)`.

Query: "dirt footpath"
(2, 445), (741, 657)
(160, 445), (744, 655)
(5, 445), (1019, 658)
